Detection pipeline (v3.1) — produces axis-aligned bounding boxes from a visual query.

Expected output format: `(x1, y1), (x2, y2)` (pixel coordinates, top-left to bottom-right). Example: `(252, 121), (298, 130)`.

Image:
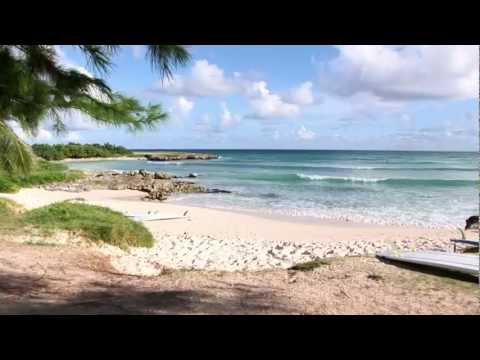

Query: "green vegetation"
(0, 199), (154, 249)
(0, 160), (83, 193)
(32, 142), (132, 160)
(24, 202), (154, 249)
(0, 177), (19, 193)
(0, 198), (24, 232)
(289, 258), (331, 271)
(1, 45), (190, 174)
(0, 197), (24, 216)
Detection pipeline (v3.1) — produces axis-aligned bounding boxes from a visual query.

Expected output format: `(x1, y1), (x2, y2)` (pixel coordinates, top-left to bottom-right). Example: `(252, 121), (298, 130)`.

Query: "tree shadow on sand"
(0, 271), (294, 315)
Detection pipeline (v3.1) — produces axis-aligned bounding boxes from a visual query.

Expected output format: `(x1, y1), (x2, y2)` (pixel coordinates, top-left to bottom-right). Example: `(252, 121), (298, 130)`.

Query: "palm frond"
(1, 44), (189, 175)
(65, 93), (169, 131)
(146, 45), (190, 80)
(77, 45), (114, 75)
(14, 45), (62, 81)
(0, 122), (33, 174)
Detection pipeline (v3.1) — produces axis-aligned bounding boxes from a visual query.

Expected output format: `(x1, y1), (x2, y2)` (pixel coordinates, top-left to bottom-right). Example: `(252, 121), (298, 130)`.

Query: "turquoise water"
(67, 150), (479, 227)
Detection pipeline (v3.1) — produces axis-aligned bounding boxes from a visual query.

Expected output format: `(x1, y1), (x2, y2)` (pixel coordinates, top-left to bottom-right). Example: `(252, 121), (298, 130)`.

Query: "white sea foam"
(296, 173), (387, 182)
(332, 166), (376, 170)
(146, 161), (184, 165)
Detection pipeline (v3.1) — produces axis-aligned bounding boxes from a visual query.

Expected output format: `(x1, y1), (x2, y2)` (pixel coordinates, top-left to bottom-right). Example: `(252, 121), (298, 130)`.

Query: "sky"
(14, 45), (479, 151)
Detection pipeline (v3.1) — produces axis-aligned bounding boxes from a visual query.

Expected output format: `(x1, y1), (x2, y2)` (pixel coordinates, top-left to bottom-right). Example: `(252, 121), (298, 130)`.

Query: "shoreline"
(165, 196), (457, 230)
(1, 188), (465, 274)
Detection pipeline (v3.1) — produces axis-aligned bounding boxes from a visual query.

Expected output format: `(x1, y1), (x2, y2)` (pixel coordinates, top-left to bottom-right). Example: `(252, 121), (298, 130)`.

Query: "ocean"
(67, 150), (479, 228)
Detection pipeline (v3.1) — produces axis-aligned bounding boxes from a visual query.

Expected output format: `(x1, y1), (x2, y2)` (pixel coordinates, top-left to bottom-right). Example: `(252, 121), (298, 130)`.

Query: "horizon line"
(128, 148), (478, 153)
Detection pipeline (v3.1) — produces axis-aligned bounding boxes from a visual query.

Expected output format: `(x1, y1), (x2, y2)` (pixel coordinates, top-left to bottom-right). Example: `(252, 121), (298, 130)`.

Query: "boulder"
(154, 172), (172, 180)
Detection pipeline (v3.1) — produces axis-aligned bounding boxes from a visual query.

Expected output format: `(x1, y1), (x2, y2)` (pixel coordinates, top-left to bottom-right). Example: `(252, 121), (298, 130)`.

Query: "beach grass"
(0, 198), (24, 232)
(0, 199), (154, 249)
(0, 160), (84, 193)
(0, 197), (24, 214)
(289, 258), (331, 271)
(0, 177), (20, 193)
(23, 202), (154, 249)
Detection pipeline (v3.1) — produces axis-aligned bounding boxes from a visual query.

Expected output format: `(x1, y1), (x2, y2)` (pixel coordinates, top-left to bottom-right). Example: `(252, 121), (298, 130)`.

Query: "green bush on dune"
(0, 198), (24, 232)
(0, 177), (20, 193)
(23, 202), (154, 249)
(0, 198), (22, 216)
(0, 160), (83, 193)
(0, 199), (154, 249)
(1, 157), (153, 249)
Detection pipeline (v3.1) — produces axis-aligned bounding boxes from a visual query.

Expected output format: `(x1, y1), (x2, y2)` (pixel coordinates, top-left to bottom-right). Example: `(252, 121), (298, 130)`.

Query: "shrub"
(0, 160), (83, 193)
(0, 198), (24, 232)
(0, 177), (20, 193)
(32, 143), (132, 160)
(0, 198), (20, 216)
(23, 202), (154, 249)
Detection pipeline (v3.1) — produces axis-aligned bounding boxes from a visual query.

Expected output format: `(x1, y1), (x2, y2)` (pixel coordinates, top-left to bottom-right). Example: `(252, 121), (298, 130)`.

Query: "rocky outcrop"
(205, 189), (232, 194)
(145, 152), (218, 161)
(40, 170), (228, 201)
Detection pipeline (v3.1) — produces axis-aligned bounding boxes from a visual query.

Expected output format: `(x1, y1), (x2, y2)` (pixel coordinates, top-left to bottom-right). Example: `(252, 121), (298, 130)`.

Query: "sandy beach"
(2, 188), (465, 275)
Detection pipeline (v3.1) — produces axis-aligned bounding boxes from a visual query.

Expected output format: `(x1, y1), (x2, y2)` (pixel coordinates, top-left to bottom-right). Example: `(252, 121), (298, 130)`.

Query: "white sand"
(2, 188), (464, 275)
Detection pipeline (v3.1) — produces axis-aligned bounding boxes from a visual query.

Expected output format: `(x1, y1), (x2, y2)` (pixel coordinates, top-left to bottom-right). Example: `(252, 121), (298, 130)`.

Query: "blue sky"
(17, 45), (479, 151)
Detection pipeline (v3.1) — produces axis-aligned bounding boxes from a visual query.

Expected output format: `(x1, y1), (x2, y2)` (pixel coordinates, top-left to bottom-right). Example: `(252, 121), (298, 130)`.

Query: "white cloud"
(149, 60), (317, 121)
(296, 126), (316, 140)
(246, 81), (300, 119)
(36, 128), (54, 141)
(153, 59), (237, 97)
(54, 111), (100, 131)
(323, 45), (479, 101)
(8, 121), (83, 144)
(347, 91), (404, 117)
(220, 102), (241, 127)
(176, 96), (194, 116)
(286, 81), (315, 105)
(8, 122), (52, 143)
(54, 46), (92, 77)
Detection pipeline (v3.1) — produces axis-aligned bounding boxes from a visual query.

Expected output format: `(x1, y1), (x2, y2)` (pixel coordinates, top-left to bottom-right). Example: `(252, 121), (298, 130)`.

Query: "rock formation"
(40, 170), (227, 201)
(145, 152), (218, 161)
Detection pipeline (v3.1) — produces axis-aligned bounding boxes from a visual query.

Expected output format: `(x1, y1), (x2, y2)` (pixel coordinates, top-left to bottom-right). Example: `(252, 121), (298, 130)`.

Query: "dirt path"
(0, 240), (478, 314)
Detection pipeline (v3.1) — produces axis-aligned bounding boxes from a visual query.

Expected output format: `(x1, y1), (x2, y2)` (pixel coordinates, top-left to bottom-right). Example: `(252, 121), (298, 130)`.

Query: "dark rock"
(39, 170), (230, 202)
(154, 172), (172, 180)
(465, 215), (479, 230)
(205, 188), (232, 194)
(188, 173), (199, 178)
(138, 169), (154, 178)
